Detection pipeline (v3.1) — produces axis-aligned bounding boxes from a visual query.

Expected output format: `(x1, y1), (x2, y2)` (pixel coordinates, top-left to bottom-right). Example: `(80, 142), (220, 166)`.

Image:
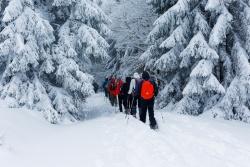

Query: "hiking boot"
(150, 124), (158, 130)
(125, 109), (130, 115)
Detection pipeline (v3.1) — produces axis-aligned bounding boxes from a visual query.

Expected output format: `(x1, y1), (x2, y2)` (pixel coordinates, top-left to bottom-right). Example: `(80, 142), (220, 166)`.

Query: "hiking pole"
(127, 96), (134, 124)
(125, 111), (130, 124)
(160, 111), (165, 123)
(126, 107), (130, 124)
(126, 111), (130, 124)
(104, 91), (108, 103)
(103, 92), (107, 103)
(125, 96), (129, 119)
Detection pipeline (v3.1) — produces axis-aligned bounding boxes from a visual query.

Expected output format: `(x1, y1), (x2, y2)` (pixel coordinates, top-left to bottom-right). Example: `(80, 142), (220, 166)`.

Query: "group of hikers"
(102, 71), (158, 129)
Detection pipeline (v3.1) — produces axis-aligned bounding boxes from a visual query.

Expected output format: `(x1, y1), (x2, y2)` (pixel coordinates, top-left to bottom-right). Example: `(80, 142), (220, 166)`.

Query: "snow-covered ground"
(0, 93), (250, 167)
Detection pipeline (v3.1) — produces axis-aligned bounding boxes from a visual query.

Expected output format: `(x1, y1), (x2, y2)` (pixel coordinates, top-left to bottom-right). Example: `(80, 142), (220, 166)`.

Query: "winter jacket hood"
(133, 72), (140, 79)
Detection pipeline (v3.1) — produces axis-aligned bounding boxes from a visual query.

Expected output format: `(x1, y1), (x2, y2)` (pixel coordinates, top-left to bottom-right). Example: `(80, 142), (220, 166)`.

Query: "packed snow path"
(0, 93), (250, 167)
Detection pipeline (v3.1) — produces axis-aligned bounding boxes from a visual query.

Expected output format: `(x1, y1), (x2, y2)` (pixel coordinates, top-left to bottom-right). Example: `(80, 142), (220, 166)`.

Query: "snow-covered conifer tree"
(0, 0), (7, 30)
(0, 0), (61, 122)
(103, 0), (157, 77)
(47, 0), (110, 120)
(212, 41), (250, 123)
(143, 0), (224, 114)
(0, 0), (110, 123)
(205, 0), (250, 122)
(52, 0), (110, 69)
(147, 0), (177, 14)
(144, 0), (250, 122)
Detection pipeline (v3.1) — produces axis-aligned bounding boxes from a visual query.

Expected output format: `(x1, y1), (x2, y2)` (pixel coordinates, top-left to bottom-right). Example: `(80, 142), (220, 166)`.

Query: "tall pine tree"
(0, 0), (110, 123)
(0, 0), (60, 122)
(206, 0), (250, 123)
(49, 0), (111, 121)
(144, 0), (250, 122)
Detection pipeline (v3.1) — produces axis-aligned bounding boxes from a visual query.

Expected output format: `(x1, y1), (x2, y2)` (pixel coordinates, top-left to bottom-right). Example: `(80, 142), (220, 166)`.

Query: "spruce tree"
(206, 0), (250, 122)
(0, 0), (110, 123)
(147, 0), (178, 14)
(105, 0), (157, 77)
(52, 0), (110, 70)
(0, 0), (7, 31)
(144, 0), (250, 122)
(49, 0), (111, 121)
(0, 0), (59, 122)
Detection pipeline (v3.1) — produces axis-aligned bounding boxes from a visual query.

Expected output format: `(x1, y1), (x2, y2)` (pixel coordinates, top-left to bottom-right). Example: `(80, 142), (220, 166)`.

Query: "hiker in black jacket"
(102, 77), (109, 97)
(139, 71), (158, 129)
(93, 81), (99, 93)
(121, 77), (132, 114)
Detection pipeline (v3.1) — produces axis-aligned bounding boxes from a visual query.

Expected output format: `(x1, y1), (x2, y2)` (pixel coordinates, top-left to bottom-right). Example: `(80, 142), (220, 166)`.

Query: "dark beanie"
(126, 76), (131, 83)
(142, 71), (150, 80)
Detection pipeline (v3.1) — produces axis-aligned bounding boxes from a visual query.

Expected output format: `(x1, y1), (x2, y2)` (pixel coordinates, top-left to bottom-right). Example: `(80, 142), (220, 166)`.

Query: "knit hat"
(142, 71), (150, 80)
(126, 77), (132, 83)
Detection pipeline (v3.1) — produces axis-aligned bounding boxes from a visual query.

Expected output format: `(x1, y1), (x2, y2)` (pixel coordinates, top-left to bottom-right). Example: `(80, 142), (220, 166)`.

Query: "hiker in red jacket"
(139, 71), (158, 129)
(116, 77), (124, 112)
(108, 76), (118, 106)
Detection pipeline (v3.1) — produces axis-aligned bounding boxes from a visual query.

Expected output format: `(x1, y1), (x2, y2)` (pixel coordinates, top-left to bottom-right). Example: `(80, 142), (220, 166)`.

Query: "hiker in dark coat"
(116, 76), (124, 112)
(102, 77), (109, 97)
(139, 71), (158, 129)
(93, 81), (99, 93)
(121, 77), (132, 114)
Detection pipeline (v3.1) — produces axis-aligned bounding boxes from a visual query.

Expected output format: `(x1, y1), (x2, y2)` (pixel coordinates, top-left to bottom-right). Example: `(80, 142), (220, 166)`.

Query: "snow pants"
(104, 88), (108, 98)
(131, 95), (141, 116)
(109, 94), (118, 107)
(123, 95), (132, 114)
(118, 94), (123, 112)
(140, 99), (156, 126)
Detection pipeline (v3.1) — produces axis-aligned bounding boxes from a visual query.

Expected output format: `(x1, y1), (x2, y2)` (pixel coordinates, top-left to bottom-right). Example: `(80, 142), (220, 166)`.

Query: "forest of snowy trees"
(0, 0), (110, 123)
(141, 0), (250, 123)
(0, 0), (250, 123)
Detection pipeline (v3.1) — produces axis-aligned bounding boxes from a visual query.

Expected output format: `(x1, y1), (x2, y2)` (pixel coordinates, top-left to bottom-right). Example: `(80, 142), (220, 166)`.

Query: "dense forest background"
(0, 0), (250, 123)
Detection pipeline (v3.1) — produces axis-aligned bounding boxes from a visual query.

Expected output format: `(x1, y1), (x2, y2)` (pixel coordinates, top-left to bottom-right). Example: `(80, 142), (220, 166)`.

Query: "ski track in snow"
(0, 93), (250, 167)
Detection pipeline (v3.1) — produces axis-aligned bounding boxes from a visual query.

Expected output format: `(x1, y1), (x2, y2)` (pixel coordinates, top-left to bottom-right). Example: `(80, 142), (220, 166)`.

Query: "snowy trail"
(0, 93), (250, 167)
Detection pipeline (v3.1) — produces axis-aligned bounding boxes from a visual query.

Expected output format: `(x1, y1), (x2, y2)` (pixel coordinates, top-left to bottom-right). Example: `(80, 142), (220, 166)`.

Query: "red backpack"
(141, 81), (154, 100)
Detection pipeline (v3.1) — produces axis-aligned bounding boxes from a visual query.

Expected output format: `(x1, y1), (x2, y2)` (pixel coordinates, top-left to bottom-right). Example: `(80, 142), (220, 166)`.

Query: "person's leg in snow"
(109, 93), (114, 106)
(127, 95), (133, 111)
(118, 94), (123, 112)
(140, 99), (157, 129)
(131, 96), (138, 117)
(104, 88), (108, 98)
(123, 95), (130, 114)
(110, 95), (114, 106)
(148, 100), (157, 129)
(114, 96), (118, 106)
(123, 95), (128, 113)
(140, 99), (147, 123)
(110, 95), (117, 107)
(138, 96), (142, 117)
